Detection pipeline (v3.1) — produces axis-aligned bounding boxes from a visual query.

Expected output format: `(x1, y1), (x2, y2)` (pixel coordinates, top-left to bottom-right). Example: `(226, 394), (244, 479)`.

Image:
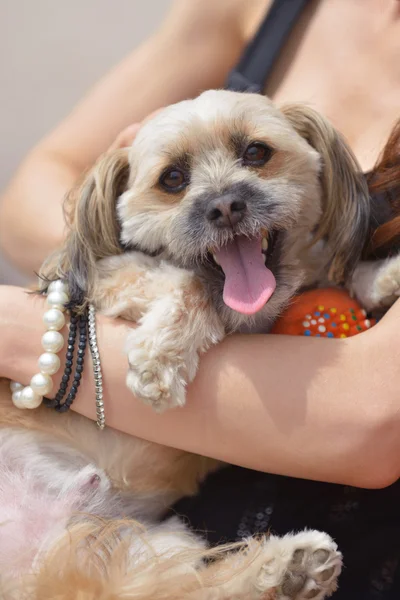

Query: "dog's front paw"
(258, 530), (342, 600)
(352, 255), (400, 311)
(126, 343), (187, 411)
(126, 363), (187, 412)
(370, 255), (400, 308)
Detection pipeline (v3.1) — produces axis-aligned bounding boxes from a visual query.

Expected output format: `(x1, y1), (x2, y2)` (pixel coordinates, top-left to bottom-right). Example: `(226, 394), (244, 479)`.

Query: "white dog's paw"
(370, 255), (400, 308)
(126, 344), (187, 411)
(352, 256), (400, 311)
(126, 363), (187, 411)
(258, 530), (342, 600)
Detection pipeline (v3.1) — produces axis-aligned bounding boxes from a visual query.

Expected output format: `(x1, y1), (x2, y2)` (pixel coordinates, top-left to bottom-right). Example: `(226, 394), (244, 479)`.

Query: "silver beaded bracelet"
(88, 304), (105, 429)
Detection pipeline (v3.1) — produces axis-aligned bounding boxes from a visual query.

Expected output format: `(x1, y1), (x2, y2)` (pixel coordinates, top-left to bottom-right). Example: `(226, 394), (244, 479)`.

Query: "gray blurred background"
(0, 0), (171, 284)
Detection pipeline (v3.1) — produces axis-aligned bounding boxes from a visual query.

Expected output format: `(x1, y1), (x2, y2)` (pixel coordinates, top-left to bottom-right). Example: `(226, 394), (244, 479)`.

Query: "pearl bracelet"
(10, 280), (69, 409)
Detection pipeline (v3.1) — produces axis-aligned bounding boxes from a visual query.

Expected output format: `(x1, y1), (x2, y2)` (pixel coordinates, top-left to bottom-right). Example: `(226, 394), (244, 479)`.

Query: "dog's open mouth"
(208, 230), (278, 315)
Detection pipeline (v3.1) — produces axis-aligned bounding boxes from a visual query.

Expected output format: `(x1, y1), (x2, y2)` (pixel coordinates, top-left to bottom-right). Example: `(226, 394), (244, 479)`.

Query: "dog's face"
(118, 91), (322, 315)
(51, 90), (369, 321)
(118, 91), (320, 266)
(116, 90), (369, 318)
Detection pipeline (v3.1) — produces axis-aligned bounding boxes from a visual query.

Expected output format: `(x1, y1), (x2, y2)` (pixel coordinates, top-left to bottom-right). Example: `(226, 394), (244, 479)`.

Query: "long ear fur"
(281, 104), (370, 284)
(41, 148), (130, 308)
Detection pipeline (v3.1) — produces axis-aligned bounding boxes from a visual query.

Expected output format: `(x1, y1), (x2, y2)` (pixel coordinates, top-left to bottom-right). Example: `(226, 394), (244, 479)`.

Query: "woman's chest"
(253, 0), (400, 169)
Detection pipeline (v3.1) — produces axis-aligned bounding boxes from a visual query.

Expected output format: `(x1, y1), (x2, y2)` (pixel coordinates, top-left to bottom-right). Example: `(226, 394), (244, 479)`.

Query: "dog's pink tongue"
(214, 237), (276, 314)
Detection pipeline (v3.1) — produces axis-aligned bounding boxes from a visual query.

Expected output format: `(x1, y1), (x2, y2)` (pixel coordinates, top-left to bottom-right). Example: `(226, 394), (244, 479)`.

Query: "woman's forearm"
(2, 285), (398, 489)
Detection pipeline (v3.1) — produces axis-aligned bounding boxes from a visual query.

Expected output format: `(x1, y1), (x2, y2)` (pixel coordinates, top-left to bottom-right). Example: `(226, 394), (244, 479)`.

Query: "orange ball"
(270, 288), (375, 339)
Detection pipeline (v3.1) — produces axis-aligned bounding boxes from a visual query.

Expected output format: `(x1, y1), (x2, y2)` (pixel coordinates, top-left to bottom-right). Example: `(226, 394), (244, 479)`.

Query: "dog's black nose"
(206, 194), (247, 228)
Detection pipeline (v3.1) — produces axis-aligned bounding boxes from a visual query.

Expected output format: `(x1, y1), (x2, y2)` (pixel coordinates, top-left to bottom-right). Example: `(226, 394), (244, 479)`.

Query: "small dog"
(7, 89), (391, 597)
(44, 89), (371, 410)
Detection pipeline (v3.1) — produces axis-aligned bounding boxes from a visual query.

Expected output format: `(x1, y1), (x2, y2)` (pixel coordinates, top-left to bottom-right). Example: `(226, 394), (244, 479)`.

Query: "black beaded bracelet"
(44, 312), (78, 409)
(56, 311), (87, 413)
(44, 308), (88, 412)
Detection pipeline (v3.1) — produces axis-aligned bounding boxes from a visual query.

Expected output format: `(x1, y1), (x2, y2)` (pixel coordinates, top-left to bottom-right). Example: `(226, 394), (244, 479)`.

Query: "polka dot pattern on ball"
(275, 293), (376, 340)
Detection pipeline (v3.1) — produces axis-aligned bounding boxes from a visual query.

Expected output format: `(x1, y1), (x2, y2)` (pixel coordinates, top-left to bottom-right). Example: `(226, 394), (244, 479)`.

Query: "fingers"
(141, 108), (164, 126)
(109, 108), (165, 151)
(109, 124), (142, 151)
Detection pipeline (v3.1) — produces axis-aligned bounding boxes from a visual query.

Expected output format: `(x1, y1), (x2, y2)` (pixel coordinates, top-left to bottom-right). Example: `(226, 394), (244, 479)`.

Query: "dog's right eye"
(243, 142), (273, 166)
(159, 168), (188, 193)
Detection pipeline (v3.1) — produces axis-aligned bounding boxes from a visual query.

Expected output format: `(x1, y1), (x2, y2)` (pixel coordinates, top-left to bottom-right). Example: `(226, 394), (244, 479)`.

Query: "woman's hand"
(1, 283), (399, 489)
(108, 110), (163, 151)
(108, 124), (142, 151)
(0, 286), (49, 380)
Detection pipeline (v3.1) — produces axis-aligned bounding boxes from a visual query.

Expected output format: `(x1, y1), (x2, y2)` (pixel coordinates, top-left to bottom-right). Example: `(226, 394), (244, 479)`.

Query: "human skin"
(1, 285), (399, 490)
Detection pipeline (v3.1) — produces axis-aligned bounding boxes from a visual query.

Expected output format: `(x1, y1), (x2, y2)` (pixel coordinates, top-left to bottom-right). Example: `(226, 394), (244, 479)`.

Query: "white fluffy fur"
(351, 254), (400, 311)
(0, 386), (342, 598)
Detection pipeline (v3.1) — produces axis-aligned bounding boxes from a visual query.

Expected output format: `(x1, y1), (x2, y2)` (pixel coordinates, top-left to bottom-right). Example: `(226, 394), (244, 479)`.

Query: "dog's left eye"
(243, 142), (273, 166)
(159, 168), (188, 193)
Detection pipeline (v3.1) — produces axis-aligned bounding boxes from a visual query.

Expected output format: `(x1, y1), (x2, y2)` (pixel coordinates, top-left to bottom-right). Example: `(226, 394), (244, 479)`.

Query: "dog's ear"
(281, 104), (370, 284)
(41, 148), (130, 307)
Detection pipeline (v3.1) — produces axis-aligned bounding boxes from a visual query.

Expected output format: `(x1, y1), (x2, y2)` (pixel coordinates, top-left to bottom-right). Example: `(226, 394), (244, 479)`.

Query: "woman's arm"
(2, 285), (398, 490)
(0, 0), (250, 275)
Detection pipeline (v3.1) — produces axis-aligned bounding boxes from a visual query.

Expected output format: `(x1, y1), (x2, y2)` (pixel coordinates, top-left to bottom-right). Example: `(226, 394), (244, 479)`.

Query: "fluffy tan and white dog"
(2, 89), (384, 598)
(45, 90), (370, 410)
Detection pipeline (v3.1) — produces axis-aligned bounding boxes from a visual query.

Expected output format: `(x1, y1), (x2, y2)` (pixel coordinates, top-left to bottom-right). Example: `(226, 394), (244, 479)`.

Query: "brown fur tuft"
(366, 119), (400, 255)
(281, 104), (370, 283)
(41, 148), (130, 308)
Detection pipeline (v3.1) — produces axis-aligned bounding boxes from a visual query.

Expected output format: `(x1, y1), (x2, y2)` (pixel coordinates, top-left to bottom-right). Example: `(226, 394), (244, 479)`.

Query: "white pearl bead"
(41, 330), (64, 353)
(48, 280), (69, 295)
(10, 381), (24, 393)
(12, 390), (26, 409)
(43, 308), (65, 331)
(30, 372), (53, 396)
(47, 291), (69, 311)
(20, 386), (43, 409)
(38, 352), (61, 375)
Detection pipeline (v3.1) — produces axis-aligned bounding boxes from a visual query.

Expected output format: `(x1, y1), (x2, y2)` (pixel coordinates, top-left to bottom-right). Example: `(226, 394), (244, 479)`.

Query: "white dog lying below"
(0, 383), (342, 599)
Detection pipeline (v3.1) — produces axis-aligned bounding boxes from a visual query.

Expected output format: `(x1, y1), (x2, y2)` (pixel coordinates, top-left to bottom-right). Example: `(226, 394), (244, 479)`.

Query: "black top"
(174, 2), (400, 598)
(226, 0), (310, 94)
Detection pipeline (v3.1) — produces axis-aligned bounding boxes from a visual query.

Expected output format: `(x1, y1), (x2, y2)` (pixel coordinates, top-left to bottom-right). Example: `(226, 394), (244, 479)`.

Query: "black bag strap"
(226, 0), (311, 93)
